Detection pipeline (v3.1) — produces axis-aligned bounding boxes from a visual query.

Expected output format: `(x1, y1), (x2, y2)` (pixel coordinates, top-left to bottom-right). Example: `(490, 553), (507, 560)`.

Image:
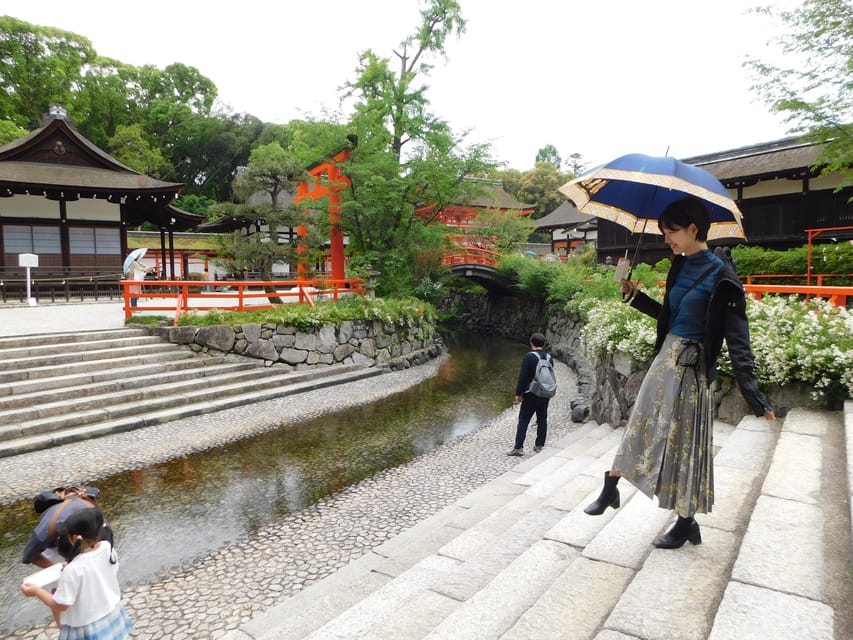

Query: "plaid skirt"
(612, 333), (714, 517)
(59, 604), (133, 640)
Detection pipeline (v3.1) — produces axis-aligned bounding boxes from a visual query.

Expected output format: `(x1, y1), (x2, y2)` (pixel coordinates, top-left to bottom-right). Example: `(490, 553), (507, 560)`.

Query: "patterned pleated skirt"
(612, 333), (714, 517)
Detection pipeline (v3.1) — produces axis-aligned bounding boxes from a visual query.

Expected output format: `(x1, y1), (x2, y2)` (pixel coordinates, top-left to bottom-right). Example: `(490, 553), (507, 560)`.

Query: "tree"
(0, 17), (95, 128)
(497, 162), (573, 219)
(107, 124), (169, 177)
(0, 119), (27, 145)
(535, 144), (562, 169)
(340, 0), (495, 296)
(745, 0), (853, 191)
(211, 142), (319, 294)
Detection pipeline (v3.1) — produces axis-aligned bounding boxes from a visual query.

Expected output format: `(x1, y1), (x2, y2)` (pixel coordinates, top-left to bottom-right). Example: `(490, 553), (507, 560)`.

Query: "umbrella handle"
(620, 267), (634, 303)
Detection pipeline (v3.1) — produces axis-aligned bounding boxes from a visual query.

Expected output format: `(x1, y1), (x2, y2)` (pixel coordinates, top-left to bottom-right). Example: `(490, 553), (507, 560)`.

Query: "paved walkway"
(0, 301), (126, 337)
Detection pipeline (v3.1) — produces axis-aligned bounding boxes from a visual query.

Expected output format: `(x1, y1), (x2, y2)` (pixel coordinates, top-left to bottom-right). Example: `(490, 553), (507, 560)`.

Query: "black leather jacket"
(630, 255), (772, 417)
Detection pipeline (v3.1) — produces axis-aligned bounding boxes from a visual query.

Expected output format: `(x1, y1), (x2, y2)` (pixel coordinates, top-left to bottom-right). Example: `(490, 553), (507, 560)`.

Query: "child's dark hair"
(57, 507), (116, 564)
(658, 196), (711, 241)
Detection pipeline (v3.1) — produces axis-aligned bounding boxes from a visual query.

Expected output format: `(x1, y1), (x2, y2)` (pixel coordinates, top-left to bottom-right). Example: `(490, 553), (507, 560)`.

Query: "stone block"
(699, 466), (760, 533)
(244, 338), (278, 362)
(166, 325), (196, 344)
(195, 325), (235, 352)
(582, 490), (671, 570)
(731, 495), (823, 600)
(713, 427), (775, 471)
(546, 482), (639, 548)
(762, 431), (822, 504)
(503, 556), (634, 640)
(708, 581), (833, 640)
(782, 407), (834, 437)
(423, 541), (578, 640)
(605, 527), (738, 640)
(279, 348), (308, 365)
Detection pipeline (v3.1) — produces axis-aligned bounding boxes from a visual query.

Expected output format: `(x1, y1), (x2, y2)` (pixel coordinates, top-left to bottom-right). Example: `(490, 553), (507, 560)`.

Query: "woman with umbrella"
(124, 248), (153, 308)
(583, 195), (776, 548)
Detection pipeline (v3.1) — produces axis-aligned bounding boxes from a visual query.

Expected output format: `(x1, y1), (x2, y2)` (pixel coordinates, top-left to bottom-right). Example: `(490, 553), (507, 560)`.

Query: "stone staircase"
(224, 406), (852, 640)
(0, 328), (382, 458)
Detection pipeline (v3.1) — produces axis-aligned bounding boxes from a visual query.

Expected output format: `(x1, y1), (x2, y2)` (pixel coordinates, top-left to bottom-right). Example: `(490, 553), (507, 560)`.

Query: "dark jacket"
(516, 349), (550, 396)
(630, 254), (772, 417)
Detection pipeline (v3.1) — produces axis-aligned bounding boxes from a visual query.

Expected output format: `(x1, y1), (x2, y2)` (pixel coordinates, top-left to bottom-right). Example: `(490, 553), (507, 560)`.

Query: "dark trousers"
(514, 394), (549, 449)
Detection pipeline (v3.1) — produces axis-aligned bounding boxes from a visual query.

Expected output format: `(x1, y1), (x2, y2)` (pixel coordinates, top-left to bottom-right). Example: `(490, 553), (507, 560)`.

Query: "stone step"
(0, 365), (383, 458)
(224, 422), (623, 640)
(0, 340), (177, 372)
(223, 413), (824, 640)
(0, 327), (145, 350)
(0, 349), (197, 384)
(0, 355), (245, 401)
(707, 408), (838, 640)
(0, 334), (164, 361)
(0, 363), (378, 444)
(0, 363), (278, 425)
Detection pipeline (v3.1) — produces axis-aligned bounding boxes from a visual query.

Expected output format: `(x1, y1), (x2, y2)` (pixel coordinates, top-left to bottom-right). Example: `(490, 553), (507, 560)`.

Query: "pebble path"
(3, 358), (581, 640)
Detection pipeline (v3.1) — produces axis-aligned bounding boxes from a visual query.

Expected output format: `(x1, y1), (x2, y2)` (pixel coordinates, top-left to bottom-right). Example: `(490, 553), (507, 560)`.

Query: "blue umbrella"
(558, 153), (745, 241)
(123, 248), (148, 276)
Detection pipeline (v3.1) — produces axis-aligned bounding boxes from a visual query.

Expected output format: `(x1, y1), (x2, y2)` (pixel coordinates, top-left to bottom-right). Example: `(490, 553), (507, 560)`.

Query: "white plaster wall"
(0, 195), (60, 219)
(66, 198), (119, 221)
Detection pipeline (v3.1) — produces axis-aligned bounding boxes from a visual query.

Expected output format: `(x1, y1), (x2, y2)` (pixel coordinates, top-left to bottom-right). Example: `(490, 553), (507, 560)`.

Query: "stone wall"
(151, 319), (443, 371)
(445, 291), (809, 426)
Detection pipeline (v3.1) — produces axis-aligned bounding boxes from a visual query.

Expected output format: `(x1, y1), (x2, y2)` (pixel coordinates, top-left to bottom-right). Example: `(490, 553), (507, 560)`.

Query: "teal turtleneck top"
(668, 249), (724, 340)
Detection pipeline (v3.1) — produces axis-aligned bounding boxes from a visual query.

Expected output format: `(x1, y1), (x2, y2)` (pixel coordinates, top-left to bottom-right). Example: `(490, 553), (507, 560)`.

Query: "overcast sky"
(7, 0), (798, 172)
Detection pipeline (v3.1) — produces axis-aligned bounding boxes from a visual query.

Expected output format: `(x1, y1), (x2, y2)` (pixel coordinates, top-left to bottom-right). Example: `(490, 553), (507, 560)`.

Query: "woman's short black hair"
(658, 196), (711, 241)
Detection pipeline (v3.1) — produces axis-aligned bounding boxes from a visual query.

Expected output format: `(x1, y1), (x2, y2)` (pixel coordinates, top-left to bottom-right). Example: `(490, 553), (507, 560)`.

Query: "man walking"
(507, 332), (555, 456)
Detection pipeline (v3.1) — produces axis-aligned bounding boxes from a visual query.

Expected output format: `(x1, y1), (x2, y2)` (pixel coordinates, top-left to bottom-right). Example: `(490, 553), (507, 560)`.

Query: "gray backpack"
(527, 352), (557, 398)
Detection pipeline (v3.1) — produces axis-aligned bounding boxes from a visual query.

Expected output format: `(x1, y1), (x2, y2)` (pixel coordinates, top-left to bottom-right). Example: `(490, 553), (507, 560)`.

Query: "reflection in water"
(0, 334), (524, 634)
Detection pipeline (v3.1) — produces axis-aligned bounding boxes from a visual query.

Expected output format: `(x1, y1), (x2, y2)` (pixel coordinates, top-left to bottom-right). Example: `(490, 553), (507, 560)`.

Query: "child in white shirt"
(21, 507), (133, 639)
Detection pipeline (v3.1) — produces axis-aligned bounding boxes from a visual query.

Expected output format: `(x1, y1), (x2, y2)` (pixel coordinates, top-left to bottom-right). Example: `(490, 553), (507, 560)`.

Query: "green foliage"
(535, 144), (562, 169)
(341, 0), (495, 259)
(495, 254), (561, 299)
(495, 162), (573, 219)
(0, 17), (95, 128)
(732, 243), (853, 283)
(473, 209), (535, 254)
(745, 0), (853, 191)
(175, 194), (217, 217)
(0, 119), (27, 145)
(176, 296), (435, 332)
(107, 124), (169, 177)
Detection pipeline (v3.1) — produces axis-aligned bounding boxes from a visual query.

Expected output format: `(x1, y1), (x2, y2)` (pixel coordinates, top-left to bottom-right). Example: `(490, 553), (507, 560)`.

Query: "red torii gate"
(293, 148), (351, 281)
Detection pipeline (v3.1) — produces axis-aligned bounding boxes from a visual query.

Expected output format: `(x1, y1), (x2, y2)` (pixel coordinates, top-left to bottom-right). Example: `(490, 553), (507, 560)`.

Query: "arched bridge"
(443, 245), (515, 293)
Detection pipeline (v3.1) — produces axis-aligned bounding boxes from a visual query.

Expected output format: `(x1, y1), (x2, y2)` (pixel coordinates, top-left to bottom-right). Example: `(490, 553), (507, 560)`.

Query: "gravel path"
(3, 358), (580, 639)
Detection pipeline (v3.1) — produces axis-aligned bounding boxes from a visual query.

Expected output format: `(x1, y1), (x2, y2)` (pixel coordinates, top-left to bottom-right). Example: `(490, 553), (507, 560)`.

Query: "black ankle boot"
(653, 516), (702, 549)
(583, 472), (620, 515)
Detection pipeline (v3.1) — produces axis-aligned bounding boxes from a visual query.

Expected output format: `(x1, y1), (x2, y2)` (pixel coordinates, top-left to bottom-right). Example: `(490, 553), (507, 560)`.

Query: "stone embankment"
(152, 318), (442, 371)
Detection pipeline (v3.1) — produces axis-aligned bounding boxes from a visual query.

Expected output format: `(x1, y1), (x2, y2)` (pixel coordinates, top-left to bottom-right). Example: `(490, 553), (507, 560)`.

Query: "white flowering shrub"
(582, 290), (853, 401)
(581, 299), (657, 364)
(720, 295), (853, 400)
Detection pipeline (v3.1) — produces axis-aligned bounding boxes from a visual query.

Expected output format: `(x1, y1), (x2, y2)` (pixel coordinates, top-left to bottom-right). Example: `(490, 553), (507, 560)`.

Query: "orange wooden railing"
(743, 283), (852, 308)
(122, 277), (365, 324)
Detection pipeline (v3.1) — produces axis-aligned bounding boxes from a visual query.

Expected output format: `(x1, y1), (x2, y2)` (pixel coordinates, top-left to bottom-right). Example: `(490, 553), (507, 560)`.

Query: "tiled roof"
(682, 135), (822, 182)
(534, 200), (596, 230)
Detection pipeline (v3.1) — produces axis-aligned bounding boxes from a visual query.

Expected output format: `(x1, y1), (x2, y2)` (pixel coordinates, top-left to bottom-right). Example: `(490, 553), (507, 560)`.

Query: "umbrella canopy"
(558, 154), (746, 241)
(123, 248), (148, 275)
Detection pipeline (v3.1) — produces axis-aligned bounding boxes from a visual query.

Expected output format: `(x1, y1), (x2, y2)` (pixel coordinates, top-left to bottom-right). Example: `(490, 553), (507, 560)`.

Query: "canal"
(0, 333), (527, 634)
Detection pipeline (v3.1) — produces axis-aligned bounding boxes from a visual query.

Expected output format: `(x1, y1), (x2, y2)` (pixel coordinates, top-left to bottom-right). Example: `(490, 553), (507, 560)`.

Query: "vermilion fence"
(121, 278), (365, 323)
